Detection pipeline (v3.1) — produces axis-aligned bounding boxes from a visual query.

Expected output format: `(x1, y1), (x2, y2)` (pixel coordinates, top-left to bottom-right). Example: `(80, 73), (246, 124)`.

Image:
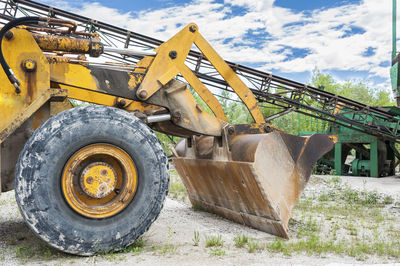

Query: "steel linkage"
(1, 0), (400, 141)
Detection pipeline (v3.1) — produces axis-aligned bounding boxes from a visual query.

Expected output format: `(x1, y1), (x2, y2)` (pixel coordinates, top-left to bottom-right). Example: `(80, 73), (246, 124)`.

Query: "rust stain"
(25, 71), (36, 104)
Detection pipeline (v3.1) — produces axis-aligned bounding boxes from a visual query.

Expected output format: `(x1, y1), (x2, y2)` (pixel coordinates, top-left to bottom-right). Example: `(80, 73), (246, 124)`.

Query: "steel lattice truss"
(1, 0), (400, 141)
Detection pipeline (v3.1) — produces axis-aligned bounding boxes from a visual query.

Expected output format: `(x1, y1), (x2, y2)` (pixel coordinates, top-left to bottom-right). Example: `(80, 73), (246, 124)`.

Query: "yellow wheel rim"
(62, 143), (137, 218)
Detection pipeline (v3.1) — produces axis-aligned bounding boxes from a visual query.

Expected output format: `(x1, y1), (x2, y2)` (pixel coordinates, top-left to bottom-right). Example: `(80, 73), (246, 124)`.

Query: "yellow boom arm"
(137, 23), (265, 124)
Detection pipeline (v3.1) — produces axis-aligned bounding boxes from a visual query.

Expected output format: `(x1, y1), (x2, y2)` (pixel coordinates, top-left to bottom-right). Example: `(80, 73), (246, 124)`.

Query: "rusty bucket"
(173, 130), (333, 238)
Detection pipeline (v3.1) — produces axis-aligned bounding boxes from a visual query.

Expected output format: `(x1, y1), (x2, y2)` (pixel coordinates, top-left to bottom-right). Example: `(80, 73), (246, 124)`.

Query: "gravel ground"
(0, 174), (399, 265)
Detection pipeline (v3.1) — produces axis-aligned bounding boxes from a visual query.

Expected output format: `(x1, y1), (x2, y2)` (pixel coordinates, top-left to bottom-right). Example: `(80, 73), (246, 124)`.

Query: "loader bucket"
(173, 131), (333, 238)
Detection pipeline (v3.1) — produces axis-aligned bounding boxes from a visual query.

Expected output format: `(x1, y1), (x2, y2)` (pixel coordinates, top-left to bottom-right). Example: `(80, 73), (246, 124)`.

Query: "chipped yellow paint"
(80, 163), (117, 199)
(329, 135), (339, 143)
(0, 28), (50, 141)
(50, 62), (98, 91)
(32, 33), (92, 54)
(57, 83), (158, 112)
(137, 24), (227, 122)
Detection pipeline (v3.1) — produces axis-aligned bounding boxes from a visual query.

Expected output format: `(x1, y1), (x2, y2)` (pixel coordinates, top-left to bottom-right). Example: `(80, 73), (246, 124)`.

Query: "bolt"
(22, 59), (36, 72)
(189, 25), (197, 33)
(4, 31), (13, 40)
(86, 176), (94, 184)
(264, 124), (271, 132)
(101, 169), (108, 176)
(116, 99), (126, 108)
(138, 90), (148, 99)
(169, 50), (177, 59)
(173, 110), (182, 120)
(228, 126), (235, 134)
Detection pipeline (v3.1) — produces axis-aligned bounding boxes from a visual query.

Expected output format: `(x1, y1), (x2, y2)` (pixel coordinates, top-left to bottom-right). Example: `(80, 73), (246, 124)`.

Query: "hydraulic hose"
(0, 16), (44, 93)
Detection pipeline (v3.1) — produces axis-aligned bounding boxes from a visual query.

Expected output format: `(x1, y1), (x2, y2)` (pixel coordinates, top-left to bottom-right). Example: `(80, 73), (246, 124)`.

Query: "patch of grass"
(15, 245), (33, 259)
(15, 242), (58, 262)
(209, 247), (226, 256)
(169, 170), (187, 200)
(99, 237), (147, 261)
(122, 237), (146, 253)
(297, 216), (321, 238)
(159, 226), (177, 255)
(205, 234), (224, 247)
(344, 222), (358, 236)
(318, 177), (393, 208)
(247, 239), (262, 253)
(159, 245), (177, 255)
(383, 195), (394, 205)
(328, 176), (342, 186)
(288, 176), (400, 260)
(233, 234), (248, 248)
(192, 231), (200, 246)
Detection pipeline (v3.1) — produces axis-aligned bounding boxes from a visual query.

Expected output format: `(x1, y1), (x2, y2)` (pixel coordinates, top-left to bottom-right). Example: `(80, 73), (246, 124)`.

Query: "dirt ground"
(0, 172), (399, 265)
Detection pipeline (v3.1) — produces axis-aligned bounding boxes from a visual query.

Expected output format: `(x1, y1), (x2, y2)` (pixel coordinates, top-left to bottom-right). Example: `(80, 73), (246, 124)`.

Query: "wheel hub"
(62, 143), (137, 218)
(80, 162), (117, 199)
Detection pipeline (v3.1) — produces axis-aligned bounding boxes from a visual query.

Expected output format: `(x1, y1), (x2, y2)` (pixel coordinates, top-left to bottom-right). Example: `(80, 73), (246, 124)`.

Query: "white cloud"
(37, 0), (394, 91)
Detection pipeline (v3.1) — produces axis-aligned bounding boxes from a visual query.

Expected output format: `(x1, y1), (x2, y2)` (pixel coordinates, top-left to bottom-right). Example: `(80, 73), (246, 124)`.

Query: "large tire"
(15, 105), (169, 255)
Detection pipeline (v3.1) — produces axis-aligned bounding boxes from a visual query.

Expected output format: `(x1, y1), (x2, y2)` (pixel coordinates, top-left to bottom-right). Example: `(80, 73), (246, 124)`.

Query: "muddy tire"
(15, 105), (169, 255)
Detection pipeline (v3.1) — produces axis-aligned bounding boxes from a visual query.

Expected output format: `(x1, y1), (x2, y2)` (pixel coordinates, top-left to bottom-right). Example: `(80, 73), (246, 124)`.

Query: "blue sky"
(40, 0), (394, 94)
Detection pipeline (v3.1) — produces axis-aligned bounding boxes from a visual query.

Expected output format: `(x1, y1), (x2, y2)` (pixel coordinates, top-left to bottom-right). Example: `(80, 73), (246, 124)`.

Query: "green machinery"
(298, 0), (400, 177)
(298, 108), (399, 177)
(392, 0), (400, 106)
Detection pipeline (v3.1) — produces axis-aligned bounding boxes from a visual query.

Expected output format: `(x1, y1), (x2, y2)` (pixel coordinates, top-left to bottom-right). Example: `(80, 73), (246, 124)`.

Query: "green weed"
(169, 171), (187, 200)
(159, 226), (177, 254)
(192, 231), (200, 246)
(123, 237), (146, 253)
(247, 239), (261, 253)
(205, 234), (224, 247)
(233, 234), (248, 248)
(209, 247), (226, 256)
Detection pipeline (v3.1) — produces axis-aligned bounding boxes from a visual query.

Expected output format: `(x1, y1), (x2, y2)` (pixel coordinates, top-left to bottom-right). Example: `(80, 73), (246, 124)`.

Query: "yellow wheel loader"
(0, 16), (333, 255)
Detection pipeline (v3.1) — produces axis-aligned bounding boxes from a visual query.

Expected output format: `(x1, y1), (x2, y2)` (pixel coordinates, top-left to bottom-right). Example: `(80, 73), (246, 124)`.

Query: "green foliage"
(298, 70), (395, 134)
(170, 71), (395, 137)
(205, 234), (224, 247)
(169, 170), (187, 200)
(155, 132), (177, 157)
(192, 231), (200, 246)
(247, 239), (262, 253)
(123, 237), (146, 253)
(311, 70), (394, 106)
(233, 234), (248, 248)
(159, 226), (177, 254)
(209, 247), (226, 256)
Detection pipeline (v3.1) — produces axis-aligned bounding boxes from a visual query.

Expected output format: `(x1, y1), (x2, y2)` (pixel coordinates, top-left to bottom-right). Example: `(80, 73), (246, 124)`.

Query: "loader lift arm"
(2, 0), (400, 143)
(0, 8), (333, 255)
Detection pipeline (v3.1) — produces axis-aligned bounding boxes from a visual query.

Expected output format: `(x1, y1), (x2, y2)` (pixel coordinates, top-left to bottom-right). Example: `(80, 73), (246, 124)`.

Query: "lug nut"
(86, 176), (94, 184)
(101, 169), (108, 176)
